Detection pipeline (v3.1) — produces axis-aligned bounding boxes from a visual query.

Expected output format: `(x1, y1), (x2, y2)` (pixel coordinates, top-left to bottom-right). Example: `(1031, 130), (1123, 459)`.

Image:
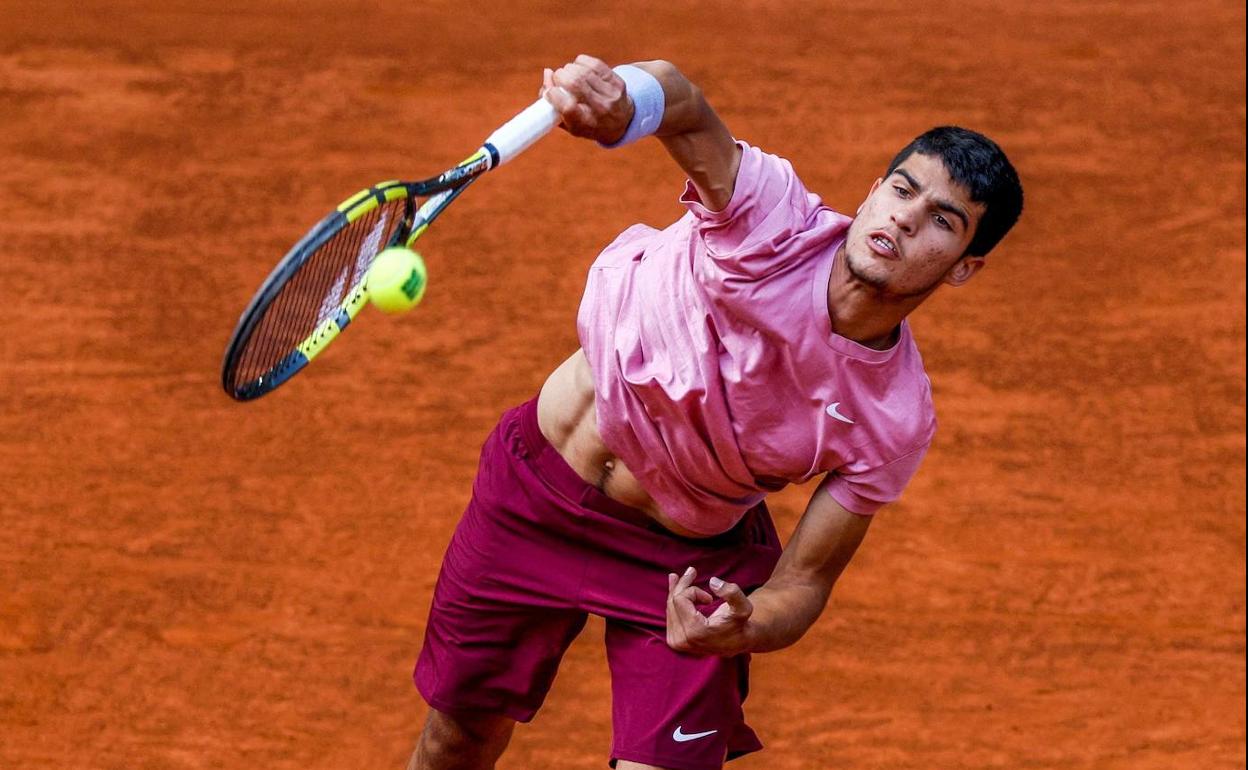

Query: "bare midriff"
(537, 349), (705, 539)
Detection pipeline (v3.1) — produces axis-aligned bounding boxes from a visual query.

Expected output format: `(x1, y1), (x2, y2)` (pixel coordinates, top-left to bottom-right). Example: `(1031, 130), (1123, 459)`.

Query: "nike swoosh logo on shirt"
(672, 726), (718, 743)
(826, 402), (855, 424)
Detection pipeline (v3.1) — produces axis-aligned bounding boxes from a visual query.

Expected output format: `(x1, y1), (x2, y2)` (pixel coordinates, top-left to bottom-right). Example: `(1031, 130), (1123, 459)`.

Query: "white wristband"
(599, 65), (666, 148)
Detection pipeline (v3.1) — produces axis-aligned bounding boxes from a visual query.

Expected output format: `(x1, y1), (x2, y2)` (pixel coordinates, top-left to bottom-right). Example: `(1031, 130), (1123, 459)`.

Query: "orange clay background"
(1, 2), (1244, 768)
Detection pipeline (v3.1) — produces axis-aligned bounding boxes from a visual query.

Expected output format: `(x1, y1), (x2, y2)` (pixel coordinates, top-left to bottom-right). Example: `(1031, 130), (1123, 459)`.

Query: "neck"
(826, 245), (932, 350)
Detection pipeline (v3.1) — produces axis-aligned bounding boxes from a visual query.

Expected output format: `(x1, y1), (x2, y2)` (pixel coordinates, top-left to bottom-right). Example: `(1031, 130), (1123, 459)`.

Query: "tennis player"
(407, 55), (1023, 770)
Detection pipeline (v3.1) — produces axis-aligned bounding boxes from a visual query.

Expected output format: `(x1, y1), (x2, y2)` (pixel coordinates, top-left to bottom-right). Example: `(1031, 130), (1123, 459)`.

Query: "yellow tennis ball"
(367, 247), (427, 314)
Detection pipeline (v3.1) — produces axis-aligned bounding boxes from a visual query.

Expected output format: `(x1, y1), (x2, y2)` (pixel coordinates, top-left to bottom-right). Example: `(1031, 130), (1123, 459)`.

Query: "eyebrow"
(894, 168), (971, 231)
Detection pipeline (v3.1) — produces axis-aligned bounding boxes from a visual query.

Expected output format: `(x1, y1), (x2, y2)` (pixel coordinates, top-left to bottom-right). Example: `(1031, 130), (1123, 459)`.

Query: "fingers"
(568, 56), (622, 100)
(575, 54), (613, 77)
(543, 54), (615, 99)
(666, 567), (705, 651)
(574, 55), (625, 102)
(551, 62), (616, 108)
(542, 67), (575, 111)
(708, 577), (753, 619)
(672, 565), (696, 592)
(540, 54), (630, 142)
(668, 567), (712, 602)
(666, 569), (753, 655)
(551, 61), (592, 91)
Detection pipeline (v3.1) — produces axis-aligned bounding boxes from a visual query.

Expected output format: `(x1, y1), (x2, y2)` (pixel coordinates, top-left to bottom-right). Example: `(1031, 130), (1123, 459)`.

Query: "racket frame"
(221, 173), (478, 400)
(222, 98), (558, 401)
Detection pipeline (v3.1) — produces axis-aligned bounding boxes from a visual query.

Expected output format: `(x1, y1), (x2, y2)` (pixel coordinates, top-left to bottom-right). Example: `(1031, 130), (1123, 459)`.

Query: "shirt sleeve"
(825, 442), (931, 515)
(679, 141), (824, 280)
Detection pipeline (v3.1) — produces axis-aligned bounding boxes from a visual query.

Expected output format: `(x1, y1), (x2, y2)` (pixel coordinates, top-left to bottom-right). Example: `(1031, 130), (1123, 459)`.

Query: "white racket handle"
(482, 98), (559, 167)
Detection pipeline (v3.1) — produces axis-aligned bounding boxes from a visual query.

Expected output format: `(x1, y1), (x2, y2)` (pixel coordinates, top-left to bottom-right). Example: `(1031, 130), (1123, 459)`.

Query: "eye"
(934, 214), (952, 230)
(893, 185), (911, 198)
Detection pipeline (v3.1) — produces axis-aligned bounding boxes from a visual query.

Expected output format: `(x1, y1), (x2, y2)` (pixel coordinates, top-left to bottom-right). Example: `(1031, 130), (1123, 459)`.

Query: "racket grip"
(483, 98), (559, 167)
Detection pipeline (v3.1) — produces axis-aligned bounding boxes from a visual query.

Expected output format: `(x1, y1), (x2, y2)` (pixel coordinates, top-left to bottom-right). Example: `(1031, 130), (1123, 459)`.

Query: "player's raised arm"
(543, 55), (741, 211)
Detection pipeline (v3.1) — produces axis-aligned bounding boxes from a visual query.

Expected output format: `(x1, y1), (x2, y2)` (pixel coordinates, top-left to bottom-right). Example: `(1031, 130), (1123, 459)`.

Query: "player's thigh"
(616, 761), (697, 770)
(604, 620), (758, 770)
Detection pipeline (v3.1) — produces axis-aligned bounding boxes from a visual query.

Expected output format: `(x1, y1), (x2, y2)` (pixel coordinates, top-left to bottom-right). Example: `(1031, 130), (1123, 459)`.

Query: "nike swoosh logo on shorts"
(826, 402), (855, 424)
(672, 725), (718, 742)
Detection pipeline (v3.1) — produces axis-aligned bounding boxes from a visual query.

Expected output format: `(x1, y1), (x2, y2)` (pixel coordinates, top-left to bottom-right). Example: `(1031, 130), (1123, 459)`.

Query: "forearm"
(632, 60), (740, 210)
(665, 483), (871, 658)
(744, 578), (833, 653)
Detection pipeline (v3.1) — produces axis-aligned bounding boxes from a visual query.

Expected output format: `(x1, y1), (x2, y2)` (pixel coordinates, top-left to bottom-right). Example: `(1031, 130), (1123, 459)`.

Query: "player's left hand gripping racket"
(221, 98), (558, 401)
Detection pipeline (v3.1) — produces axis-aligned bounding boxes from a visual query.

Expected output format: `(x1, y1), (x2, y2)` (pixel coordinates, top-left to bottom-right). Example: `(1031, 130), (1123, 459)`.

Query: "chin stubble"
(845, 245), (946, 300)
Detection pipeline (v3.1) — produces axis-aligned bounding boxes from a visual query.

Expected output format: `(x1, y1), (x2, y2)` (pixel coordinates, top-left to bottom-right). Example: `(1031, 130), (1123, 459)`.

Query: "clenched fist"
(540, 54), (634, 145)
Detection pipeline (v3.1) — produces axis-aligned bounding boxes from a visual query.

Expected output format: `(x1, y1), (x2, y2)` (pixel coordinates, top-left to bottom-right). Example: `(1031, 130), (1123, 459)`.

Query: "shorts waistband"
(513, 396), (661, 530)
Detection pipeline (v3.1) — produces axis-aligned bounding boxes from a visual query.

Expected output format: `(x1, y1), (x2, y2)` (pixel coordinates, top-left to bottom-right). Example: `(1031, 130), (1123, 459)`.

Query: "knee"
(412, 709), (514, 770)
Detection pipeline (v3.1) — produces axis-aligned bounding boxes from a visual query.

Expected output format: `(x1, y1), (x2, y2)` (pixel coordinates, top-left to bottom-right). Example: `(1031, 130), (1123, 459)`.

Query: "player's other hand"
(665, 566), (756, 657)
(540, 54), (633, 145)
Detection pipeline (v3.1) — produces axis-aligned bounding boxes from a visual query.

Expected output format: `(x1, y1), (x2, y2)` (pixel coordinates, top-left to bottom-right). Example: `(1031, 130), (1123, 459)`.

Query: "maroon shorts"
(415, 397), (782, 770)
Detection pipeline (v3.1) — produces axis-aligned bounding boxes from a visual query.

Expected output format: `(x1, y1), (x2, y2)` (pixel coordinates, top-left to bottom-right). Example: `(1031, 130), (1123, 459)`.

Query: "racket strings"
(234, 208), (381, 387)
(229, 200), (409, 390)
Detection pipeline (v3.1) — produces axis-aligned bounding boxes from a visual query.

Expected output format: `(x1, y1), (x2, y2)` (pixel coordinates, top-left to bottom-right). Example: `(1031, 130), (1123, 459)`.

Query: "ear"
(943, 255), (985, 287)
(857, 178), (884, 215)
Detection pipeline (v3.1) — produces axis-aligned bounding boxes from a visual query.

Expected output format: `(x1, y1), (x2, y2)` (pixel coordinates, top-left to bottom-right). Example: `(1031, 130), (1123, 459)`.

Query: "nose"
(891, 200), (919, 233)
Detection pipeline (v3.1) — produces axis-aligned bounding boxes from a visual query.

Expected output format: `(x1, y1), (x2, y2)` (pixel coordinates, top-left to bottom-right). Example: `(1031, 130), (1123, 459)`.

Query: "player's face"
(845, 153), (987, 298)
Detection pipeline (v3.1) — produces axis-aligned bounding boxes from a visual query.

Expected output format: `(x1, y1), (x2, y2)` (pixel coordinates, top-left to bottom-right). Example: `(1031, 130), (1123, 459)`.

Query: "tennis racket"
(221, 97), (559, 401)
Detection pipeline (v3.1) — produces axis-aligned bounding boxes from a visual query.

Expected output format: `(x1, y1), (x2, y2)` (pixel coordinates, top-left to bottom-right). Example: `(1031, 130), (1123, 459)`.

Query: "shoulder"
(680, 141), (820, 224)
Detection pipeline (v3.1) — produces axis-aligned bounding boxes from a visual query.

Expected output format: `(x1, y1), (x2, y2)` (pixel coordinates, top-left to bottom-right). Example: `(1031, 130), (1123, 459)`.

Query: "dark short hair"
(885, 126), (1024, 257)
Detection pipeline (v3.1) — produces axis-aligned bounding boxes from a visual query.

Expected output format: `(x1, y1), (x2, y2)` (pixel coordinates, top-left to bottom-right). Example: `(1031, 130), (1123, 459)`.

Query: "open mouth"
(868, 231), (899, 258)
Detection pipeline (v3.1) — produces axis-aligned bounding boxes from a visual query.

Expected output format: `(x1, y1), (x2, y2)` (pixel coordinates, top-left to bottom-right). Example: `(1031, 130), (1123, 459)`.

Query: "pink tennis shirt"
(577, 142), (936, 535)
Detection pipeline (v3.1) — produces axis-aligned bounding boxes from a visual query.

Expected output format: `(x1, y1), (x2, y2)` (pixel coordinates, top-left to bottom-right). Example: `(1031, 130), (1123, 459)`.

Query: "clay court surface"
(1, 1), (1244, 768)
